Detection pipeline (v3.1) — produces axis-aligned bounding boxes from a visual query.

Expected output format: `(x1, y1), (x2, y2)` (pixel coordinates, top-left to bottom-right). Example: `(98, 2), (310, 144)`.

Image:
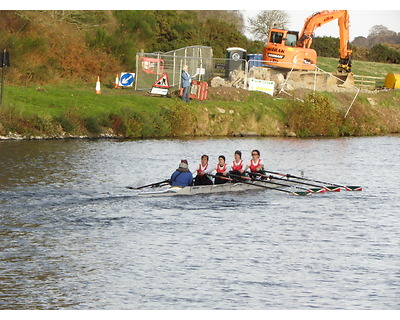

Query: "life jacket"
(216, 163), (228, 173)
(250, 159), (262, 172)
(232, 160), (243, 172)
(197, 163), (208, 174)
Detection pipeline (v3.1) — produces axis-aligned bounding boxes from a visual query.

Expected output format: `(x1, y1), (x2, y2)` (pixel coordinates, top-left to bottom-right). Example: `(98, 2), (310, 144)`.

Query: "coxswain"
(245, 149), (264, 173)
(214, 155), (229, 184)
(193, 154), (213, 185)
(170, 159), (193, 187)
(230, 150), (245, 176)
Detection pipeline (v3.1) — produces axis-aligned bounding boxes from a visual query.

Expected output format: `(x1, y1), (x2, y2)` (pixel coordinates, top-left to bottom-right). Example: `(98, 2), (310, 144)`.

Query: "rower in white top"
(193, 154), (214, 185)
(245, 149), (264, 173)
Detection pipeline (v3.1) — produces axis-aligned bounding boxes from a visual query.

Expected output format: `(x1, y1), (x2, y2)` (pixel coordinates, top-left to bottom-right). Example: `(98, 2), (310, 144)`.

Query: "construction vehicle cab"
(269, 29), (298, 47)
(264, 28), (316, 70)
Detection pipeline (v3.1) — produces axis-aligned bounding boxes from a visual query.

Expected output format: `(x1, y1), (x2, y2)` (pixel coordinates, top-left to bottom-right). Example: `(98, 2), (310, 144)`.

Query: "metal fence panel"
(135, 46), (248, 91)
(135, 46), (214, 90)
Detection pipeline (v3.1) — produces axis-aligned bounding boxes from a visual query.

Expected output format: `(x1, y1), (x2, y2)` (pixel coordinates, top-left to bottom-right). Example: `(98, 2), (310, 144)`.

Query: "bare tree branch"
(247, 10), (290, 42)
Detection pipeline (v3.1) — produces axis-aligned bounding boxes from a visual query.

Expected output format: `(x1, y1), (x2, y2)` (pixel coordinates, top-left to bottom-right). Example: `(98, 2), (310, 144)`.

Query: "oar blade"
(324, 186), (341, 192)
(344, 185), (363, 191)
(292, 191), (312, 196)
(265, 170), (363, 193)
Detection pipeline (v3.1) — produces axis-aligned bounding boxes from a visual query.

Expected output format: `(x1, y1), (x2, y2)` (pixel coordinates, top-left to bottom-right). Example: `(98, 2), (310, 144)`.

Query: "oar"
(262, 169), (340, 192)
(207, 174), (311, 196)
(249, 172), (326, 193)
(262, 169), (362, 192)
(127, 179), (171, 190)
(228, 172), (313, 193)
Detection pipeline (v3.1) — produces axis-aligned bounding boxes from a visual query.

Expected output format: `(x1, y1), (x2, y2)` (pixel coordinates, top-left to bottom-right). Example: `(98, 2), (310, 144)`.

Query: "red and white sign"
(140, 57), (164, 74)
(179, 80), (208, 101)
(153, 73), (170, 88)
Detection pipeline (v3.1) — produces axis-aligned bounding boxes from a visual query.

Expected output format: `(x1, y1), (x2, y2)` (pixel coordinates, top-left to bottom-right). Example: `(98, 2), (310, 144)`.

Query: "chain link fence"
(135, 46), (247, 91)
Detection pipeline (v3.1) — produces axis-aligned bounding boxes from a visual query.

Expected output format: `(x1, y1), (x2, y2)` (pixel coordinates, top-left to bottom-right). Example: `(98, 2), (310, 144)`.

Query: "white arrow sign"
(119, 73), (135, 87)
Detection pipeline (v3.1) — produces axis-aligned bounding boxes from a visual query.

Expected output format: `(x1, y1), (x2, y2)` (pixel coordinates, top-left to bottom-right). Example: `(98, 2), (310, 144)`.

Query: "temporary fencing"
(136, 46), (211, 90)
(245, 58), (360, 118)
(135, 48), (363, 117)
(135, 46), (247, 91)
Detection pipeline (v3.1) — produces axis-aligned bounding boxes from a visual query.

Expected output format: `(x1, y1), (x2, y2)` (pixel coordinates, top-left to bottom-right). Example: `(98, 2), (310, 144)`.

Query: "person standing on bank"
(181, 65), (197, 103)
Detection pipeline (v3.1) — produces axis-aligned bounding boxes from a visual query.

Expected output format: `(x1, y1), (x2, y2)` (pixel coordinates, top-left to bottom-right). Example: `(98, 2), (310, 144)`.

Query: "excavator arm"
(296, 10), (352, 73)
(263, 10), (353, 73)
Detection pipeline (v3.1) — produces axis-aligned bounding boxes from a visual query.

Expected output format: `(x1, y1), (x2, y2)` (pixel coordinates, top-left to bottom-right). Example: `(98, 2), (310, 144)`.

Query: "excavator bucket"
(337, 72), (355, 88)
(326, 72), (355, 88)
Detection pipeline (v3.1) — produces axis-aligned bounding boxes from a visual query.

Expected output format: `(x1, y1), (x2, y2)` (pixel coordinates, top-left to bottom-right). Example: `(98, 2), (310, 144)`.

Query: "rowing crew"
(170, 149), (265, 188)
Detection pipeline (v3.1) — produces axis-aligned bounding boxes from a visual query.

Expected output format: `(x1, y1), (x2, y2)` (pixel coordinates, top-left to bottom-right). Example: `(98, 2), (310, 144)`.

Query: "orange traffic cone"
(95, 76), (101, 94)
(114, 74), (120, 89)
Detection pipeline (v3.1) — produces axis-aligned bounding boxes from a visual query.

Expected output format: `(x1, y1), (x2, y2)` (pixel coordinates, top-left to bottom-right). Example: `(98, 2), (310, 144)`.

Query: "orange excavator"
(262, 10), (352, 74)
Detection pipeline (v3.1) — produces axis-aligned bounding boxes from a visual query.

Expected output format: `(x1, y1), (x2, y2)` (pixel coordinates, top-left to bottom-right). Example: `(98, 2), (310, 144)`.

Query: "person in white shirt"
(245, 149), (264, 173)
(230, 150), (245, 176)
(214, 155), (229, 184)
(193, 154), (213, 185)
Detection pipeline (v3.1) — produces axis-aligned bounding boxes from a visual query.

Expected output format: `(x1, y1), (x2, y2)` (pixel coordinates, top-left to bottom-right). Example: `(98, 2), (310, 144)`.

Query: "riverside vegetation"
(1, 10), (399, 139)
(1, 78), (399, 140)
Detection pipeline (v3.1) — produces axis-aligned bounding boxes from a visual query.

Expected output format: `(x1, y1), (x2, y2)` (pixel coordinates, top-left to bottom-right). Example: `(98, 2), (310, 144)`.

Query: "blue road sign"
(120, 73), (135, 87)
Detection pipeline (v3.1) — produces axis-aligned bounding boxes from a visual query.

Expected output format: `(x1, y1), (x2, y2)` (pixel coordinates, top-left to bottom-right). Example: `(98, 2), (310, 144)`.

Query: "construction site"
(133, 10), (398, 103)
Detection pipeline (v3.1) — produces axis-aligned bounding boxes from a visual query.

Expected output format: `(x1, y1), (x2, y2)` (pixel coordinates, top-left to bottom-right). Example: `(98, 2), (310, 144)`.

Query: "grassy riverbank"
(1, 82), (399, 139)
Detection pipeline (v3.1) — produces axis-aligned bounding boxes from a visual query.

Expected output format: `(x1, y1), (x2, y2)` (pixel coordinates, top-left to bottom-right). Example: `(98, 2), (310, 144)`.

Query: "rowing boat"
(131, 170), (361, 197)
(138, 181), (278, 197)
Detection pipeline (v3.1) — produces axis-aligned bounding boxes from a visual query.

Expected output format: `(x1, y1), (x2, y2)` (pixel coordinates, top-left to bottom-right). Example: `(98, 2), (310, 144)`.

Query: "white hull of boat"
(138, 181), (269, 197)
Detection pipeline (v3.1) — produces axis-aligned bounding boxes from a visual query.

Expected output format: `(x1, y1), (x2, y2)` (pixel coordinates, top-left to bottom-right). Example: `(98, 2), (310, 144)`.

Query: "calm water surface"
(0, 136), (399, 309)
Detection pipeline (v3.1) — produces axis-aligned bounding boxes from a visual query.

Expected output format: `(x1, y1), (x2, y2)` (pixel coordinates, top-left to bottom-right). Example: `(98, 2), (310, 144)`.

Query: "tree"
(368, 25), (391, 38)
(198, 19), (249, 57)
(194, 10), (245, 33)
(367, 24), (400, 47)
(352, 36), (369, 48)
(351, 45), (369, 61)
(312, 36), (340, 58)
(247, 10), (289, 42)
(367, 44), (400, 64)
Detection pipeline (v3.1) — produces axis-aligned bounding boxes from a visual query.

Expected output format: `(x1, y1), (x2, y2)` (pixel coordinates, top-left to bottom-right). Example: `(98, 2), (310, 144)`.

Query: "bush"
(367, 44), (400, 64)
(286, 93), (341, 137)
(54, 114), (76, 133)
(84, 116), (102, 134)
(312, 36), (341, 58)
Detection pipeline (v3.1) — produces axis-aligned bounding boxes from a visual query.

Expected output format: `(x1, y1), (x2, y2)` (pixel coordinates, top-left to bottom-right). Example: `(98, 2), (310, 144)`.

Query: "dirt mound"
(206, 87), (252, 102)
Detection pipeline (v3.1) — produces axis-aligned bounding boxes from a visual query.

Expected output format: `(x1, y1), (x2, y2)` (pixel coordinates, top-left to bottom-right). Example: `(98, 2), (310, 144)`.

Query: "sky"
(243, 10), (400, 41)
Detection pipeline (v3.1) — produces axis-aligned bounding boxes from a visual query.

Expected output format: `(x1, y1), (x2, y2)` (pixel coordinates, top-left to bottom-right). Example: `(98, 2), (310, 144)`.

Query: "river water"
(0, 136), (399, 310)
